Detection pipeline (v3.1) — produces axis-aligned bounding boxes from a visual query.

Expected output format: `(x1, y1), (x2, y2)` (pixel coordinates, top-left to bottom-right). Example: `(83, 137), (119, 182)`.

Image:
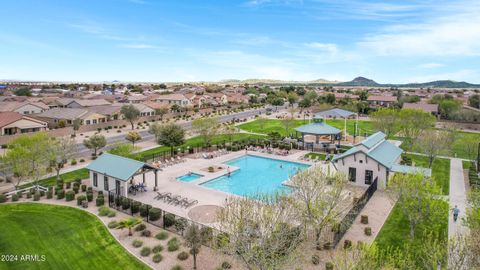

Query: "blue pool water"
(177, 173), (203, 182)
(200, 155), (310, 196)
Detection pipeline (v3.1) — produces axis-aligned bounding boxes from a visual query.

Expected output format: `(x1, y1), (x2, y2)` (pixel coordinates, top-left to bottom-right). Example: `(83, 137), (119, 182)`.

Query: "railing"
(333, 177), (378, 246)
(4, 184), (49, 198)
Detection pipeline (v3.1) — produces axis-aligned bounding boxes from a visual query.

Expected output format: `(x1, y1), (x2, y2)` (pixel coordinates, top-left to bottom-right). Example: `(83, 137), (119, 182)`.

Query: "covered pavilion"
(314, 108), (358, 141)
(294, 116), (342, 152)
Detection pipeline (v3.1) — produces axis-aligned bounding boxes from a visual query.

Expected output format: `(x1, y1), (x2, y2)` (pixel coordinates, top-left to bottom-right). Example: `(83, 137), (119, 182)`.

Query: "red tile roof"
(0, 112), (23, 128)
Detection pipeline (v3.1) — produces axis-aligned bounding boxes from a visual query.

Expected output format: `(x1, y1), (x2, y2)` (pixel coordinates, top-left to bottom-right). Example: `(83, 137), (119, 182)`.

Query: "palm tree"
(117, 218), (141, 236)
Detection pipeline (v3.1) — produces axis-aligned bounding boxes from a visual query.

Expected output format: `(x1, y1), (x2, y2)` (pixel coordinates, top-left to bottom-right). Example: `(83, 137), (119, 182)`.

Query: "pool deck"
(128, 150), (328, 226)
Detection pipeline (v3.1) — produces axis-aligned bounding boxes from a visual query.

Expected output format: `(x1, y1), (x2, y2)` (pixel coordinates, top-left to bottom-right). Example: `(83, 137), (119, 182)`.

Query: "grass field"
(0, 203), (148, 270)
(237, 119), (374, 137)
(407, 154), (451, 195)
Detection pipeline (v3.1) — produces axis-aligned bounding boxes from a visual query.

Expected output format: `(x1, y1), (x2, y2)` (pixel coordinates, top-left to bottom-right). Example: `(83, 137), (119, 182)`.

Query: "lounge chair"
(202, 153), (209, 159)
(154, 192), (170, 200)
(176, 156), (184, 163)
(182, 198), (198, 208)
(167, 195), (181, 204)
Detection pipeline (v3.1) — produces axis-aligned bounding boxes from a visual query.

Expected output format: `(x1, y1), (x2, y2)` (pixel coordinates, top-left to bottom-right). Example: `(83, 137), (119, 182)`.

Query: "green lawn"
(237, 119), (374, 137)
(407, 154), (451, 195)
(305, 152), (326, 160)
(0, 203), (148, 270)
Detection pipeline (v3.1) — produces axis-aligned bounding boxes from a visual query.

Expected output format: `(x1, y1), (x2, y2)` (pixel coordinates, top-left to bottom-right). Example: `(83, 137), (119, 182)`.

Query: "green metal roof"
(368, 140), (403, 168)
(391, 164), (432, 177)
(86, 153), (147, 182)
(360, 131), (386, 149)
(295, 121), (341, 135)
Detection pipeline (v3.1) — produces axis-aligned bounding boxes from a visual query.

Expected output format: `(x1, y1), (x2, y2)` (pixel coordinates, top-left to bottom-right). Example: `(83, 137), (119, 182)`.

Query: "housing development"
(1, 1), (480, 270)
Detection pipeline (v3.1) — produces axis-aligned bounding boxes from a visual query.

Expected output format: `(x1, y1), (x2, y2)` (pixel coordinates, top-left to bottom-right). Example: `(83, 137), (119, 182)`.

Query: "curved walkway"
(448, 158), (469, 238)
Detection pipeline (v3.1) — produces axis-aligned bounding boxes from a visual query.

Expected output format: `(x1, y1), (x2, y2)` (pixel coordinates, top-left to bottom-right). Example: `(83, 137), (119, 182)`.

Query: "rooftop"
(295, 119), (342, 135)
(86, 153), (154, 182)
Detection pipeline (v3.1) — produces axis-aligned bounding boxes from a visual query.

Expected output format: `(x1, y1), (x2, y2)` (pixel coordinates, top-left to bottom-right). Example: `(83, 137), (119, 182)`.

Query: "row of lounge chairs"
(154, 192), (198, 208)
(196, 149), (229, 159)
(246, 146), (290, 156)
(152, 156), (186, 169)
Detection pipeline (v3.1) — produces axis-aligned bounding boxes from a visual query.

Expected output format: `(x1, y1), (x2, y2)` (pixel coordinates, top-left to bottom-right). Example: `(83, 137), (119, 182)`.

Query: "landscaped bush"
(56, 189), (65, 200)
(96, 194), (105, 206)
(127, 239), (142, 248)
(215, 233), (230, 249)
(312, 255), (320, 265)
(26, 192), (32, 199)
(121, 197), (130, 210)
(0, 194), (6, 203)
(86, 192), (93, 202)
(221, 261), (232, 269)
(360, 215), (369, 224)
(99, 206), (111, 216)
(325, 262), (334, 270)
(167, 237), (179, 252)
(11, 194), (18, 202)
(200, 227), (213, 242)
(131, 201), (141, 214)
(364, 227), (372, 236)
(140, 247), (151, 257)
(323, 242), (332, 250)
(344, 239), (352, 249)
(81, 184), (87, 192)
(46, 190), (53, 199)
(174, 218), (187, 233)
(163, 213), (176, 227)
(107, 211), (116, 217)
(65, 182), (71, 189)
(56, 178), (64, 189)
(177, 251), (189, 261)
(152, 245), (163, 253)
(152, 253), (163, 263)
(139, 204), (150, 217)
(71, 159), (77, 166)
(135, 223), (146, 231)
(149, 207), (161, 221)
(171, 265), (183, 270)
(33, 191), (41, 201)
(155, 231), (169, 240)
(142, 230), (152, 237)
(65, 190), (75, 201)
(72, 185), (79, 194)
(108, 221), (119, 229)
(77, 195), (87, 206)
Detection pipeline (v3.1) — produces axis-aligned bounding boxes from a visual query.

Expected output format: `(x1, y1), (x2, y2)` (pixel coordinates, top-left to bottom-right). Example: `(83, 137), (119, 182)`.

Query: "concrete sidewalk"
(448, 158), (469, 238)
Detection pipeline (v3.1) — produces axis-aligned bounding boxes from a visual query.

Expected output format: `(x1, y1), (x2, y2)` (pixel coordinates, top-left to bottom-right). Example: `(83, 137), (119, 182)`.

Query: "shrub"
(326, 262), (334, 270)
(65, 182), (71, 189)
(72, 186), (79, 194)
(56, 189), (65, 200)
(74, 178), (81, 185)
(46, 190), (53, 199)
(76, 195), (87, 205)
(221, 261), (232, 269)
(360, 215), (368, 224)
(139, 204), (150, 217)
(163, 213), (176, 227)
(215, 233), (230, 249)
(11, 194), (18, 202)
(65, 190), (75, 201)
(364, 227), (372, 236)
(155, 231), (169, 240)
(86, 192), (93, 202)
(98, 206), (111, 216)
(167, 238), (179, 252)
(152, 245), (163, 253)
(323, 242), (332, 250)
(71, 159), (77, 165)
(131, 201), (141, 214)
(26, 192), (32, 199)
(80, 159), (85, 163)
(208, 166), (214, 172)
(96, 195), (105, 206)
(171, 265), (183, 270)
(200, 227), (213, 242)
(108, 221), (119, 229)
(344, 239), (352, 249)
(56, 178), (64, 189)
(174, 218), (187, 233)
(149, 207), (161, 221)
(33, 191), (40, 201)
(142, 230), (152, 237)
(121, 197), (131, 210)
(132, 239), (143, 248)
(81, 184), (87, 192)
(135, 223), (146, 232)
(140, 247), (151, 257)
(152, 253), (163, 263)
(177, 251), (189, 261)
(0, 194), (7, 203)
(107, 211), (116, 217)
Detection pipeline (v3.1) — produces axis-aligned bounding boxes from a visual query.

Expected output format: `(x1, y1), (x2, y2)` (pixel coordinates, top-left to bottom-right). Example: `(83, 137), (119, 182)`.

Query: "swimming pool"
(177, 173), (203, 182)
(200, 155), (310, 196)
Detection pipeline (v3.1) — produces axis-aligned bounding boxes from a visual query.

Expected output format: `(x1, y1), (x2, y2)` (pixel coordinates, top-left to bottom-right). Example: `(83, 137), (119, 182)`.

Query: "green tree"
(155, 123), (186, 155)
(48, 136), (77, 181)
(325, 93), (336, 104)
(155, 107), (169, 120)
(117, 218), (141, 236)
(121, 105), (140, 130)
(170, 104), (180, 113)
(469, 94), (480, 109)
(370, 108), (400, 138)
(287, 92), (298, 106)
(415, 129), (454, 167)
(72, 118), (82, 136)
(14, 87), (32, 96)
(184, 224), (207, 270)
(359, 91), (368, 101)
(83, 134), (107, 156)
(439, 99), (462, 119)
(192, 117), (219, 147)
(398, 108), (436, 148)
(125, 131), (142, 146)
(107, 143), (138, 158)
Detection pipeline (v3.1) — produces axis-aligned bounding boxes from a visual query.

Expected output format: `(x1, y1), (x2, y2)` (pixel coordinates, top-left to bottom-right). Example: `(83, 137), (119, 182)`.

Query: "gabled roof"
(360, 131), (386, 149)
(367, 96), (397, 102)
(294, 120), (341, 135)
(314, 108), (357, 119)
(86, 153), (153, 182)
(69, 99), (111, 107)
(403, 103), (439, 113)
(0, 112), (23, 127)
(36, 108), (88, 120)
(0, 101), (49, 112)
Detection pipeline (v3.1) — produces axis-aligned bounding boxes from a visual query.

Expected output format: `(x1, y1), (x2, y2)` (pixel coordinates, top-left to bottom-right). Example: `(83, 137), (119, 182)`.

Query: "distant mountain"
(338, 77), (380, 87)
(399, 80), (480, 88)
(220, 78), (340, 85)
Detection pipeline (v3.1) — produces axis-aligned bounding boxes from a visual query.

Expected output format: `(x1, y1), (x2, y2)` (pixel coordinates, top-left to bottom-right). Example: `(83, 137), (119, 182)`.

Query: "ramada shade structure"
(294, 116), (342, 149)
(314, 108), (358, 141)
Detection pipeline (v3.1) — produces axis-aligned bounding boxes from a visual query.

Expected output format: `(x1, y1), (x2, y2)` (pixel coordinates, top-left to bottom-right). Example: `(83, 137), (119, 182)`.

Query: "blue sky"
(1, 0), (479, 83)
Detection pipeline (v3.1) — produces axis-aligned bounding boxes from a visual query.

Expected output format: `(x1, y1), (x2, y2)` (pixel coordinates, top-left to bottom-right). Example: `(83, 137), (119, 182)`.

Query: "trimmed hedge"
(77, 195), (87, 206)
(65, 190), (75, 201)
(86, 191), (93, 202)
(33, 191), (41, 201)
(177, 251), (189, 261)
(0, 194), (6, 203)
(163, 213), (175, 227)
(131, 201), (141, 214)
(11, 194), (19, 202)
(81, 184), (87, 192)
(152, 253), (163, 263)
(56, 189), (65, 200)
(96, 195), (105, 206)
(139, 204), (150, 217)
(149, 208), (161, 221)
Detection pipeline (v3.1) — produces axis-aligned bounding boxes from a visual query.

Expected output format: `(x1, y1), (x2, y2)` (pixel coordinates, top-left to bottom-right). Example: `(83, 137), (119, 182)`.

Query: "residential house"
(0, 112), (47, 135)
(367, 96), (397, 108)
(87, 105), (123, 121)
(126, 95), (148, 104)
(0, 101), (50, 115)
(204, 92), (228, 105)
(403, 102), (439, 116)
(332, 131), (431, 189)
(65, 99), (111, 108)
(35, 108), (107, 128)
(226, 93), (250, 104)
(154, 94), (191, 107)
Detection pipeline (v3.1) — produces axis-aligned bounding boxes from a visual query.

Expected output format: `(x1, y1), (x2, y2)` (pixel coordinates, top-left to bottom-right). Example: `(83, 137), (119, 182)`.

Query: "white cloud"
(418, 63), (444, 69)
(304, 42), (338, 55)
(358, 2), (480, 56)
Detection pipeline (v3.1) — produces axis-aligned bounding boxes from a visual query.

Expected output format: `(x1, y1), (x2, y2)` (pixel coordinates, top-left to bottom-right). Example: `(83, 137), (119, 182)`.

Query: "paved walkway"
(338, 190), (394, 246)
(448, 158), (469, 238)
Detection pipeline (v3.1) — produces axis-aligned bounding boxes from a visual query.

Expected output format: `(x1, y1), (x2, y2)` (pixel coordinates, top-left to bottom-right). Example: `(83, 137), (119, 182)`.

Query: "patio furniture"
(154, 192), (171, 200)
(182, 198), (198, 208)
(167, 195), (181, 204)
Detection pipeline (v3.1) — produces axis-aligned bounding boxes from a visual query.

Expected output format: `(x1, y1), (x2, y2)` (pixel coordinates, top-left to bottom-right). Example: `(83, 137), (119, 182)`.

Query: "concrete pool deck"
(128, 150), (326, 225)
